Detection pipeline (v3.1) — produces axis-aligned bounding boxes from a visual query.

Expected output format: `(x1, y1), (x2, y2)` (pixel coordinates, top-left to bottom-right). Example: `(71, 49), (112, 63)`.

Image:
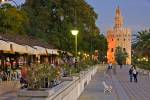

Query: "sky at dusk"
(15, 0), (150, 34)
(86, 0), (150, 34)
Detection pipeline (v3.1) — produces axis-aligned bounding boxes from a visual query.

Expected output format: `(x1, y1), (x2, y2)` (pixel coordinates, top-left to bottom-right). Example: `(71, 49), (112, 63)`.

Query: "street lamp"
(71, 29), (79, 58)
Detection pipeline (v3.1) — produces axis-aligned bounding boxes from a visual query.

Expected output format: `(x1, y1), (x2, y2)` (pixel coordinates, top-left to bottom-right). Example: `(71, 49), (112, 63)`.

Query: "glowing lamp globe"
(71, 30), (79, 36)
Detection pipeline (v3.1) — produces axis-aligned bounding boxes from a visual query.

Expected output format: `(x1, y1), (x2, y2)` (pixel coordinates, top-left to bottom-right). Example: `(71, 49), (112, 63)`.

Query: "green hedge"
(133, 61), (150, 70)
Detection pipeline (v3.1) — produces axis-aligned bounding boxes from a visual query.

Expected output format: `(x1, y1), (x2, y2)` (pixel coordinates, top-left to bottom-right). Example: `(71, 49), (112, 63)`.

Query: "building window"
(117, 38), (119, 41)
(112, 39), (113, 41)
(111, 48), (114, 52)
(123, 48), (126, 52)
(124, 38), (125, 41)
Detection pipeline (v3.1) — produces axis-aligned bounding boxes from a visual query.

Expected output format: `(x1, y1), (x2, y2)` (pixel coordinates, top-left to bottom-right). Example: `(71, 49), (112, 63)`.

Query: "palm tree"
(133, 29), (150, 61)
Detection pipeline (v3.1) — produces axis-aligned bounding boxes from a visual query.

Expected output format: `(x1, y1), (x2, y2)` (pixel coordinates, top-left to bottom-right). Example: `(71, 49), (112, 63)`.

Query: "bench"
(102, 81), (112, 93)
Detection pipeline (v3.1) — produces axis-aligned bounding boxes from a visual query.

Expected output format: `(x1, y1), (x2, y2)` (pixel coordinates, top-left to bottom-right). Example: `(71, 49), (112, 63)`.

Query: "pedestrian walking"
(133, 67), (138, 82)
(110, 63), (112, 69)
(129, 67), (133, 82)
(108, 63), (112, 69)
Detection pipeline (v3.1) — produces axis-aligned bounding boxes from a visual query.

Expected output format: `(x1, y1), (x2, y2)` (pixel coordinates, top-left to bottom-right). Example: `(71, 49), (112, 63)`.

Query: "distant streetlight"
(78, 52), (81, 55)
(71, 29), (79, 58)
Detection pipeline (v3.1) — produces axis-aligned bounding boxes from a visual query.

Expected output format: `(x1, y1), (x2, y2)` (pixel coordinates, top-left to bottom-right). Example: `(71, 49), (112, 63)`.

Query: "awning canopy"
(46, 49), (59, 55)
(59, 50), (73, 56)
(33, 46), (47, 55)
(67, 52), (73, 56)
(0, 40), (10, 51)
(9, 42), (27, 54)
(26, 45), (38, 55)
(0, 40), (59, 55)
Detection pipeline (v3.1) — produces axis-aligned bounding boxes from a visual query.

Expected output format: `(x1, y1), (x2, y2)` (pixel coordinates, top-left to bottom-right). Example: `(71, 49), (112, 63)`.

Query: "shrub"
(134, 61), (150, 70)
(27, 64), (57, 90)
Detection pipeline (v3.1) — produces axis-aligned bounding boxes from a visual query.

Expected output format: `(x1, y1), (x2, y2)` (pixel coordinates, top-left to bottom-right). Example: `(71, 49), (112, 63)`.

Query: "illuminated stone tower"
(107, 6), (131, 64)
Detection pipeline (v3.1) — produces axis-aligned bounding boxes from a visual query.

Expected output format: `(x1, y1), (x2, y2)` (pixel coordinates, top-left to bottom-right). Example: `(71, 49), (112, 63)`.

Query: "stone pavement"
(78, 68), (118, 100)
(0, 91), (17, 100)
(0, 81), (20, 100)
(78, 65), (150, 100)
(116, 66), (150, 100)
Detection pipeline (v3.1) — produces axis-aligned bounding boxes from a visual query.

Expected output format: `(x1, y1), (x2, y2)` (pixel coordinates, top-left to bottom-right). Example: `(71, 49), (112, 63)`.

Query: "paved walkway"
(78, 70), (117, 100)
(0, 81), (19, 100)
(0, 91), (17, 100)
(78, 65), (150, 100)
(116, 66), (150, 100)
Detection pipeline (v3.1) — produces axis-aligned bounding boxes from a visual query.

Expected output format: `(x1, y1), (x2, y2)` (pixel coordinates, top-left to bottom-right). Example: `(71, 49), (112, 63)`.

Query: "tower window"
(123, 48), (126, 52)
(111, 48), (114, 52)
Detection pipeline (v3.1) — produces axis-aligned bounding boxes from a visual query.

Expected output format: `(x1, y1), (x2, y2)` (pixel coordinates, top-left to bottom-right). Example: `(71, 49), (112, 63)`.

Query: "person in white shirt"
(133, 67), (138, 82)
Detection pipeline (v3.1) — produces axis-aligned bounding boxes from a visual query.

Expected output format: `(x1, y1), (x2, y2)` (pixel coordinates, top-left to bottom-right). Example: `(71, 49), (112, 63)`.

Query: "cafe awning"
(26, 45), (38, 55)
(9, 42), (27, 54)
(67, 52), (73, 56)
(33, 46), (47, 55)
(0, 40), (10, 52)
(46, 49), (59, 55)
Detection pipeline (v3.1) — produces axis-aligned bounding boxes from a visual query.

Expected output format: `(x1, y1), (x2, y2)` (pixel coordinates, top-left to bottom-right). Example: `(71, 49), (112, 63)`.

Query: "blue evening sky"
(86, 0), (150, 34)
(13, 0), (25, 5)
(15, 0), (150, 34)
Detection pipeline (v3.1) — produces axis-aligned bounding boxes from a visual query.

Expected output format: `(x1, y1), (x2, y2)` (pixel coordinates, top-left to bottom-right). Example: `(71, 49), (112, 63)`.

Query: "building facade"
(107, 6), (131, 64)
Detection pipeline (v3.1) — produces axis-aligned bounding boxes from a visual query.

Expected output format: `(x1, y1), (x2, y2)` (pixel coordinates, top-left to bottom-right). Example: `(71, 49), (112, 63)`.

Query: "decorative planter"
(61, 76), (74, 81)
(17, 65), (98, 100)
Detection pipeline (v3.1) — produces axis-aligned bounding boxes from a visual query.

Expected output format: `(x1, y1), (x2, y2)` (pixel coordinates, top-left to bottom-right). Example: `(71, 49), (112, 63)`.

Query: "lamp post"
(71, 30), (79, 58)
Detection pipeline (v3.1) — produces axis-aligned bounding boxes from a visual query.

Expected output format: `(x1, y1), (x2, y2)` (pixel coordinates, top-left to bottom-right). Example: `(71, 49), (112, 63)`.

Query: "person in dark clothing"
(129, 67), (133, 82)
(20, 77), (28, 89)
(108, 63), (112, 69)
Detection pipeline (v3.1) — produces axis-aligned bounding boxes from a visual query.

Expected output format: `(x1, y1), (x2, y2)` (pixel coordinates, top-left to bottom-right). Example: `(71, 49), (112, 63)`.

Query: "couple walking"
(129, 66), (138, 82)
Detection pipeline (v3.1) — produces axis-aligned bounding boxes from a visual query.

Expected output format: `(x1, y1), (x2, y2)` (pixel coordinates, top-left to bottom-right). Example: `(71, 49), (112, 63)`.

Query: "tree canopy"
(0, 0), (108, 62)
(132, 29), (150, 61)
(0, 3), (28, 35)
(115, 46), (128, 65)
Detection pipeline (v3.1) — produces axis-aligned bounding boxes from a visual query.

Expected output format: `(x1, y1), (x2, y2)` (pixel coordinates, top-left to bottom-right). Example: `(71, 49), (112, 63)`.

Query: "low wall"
(97, 64), (107, 71)
(17, 65), (98, 100)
